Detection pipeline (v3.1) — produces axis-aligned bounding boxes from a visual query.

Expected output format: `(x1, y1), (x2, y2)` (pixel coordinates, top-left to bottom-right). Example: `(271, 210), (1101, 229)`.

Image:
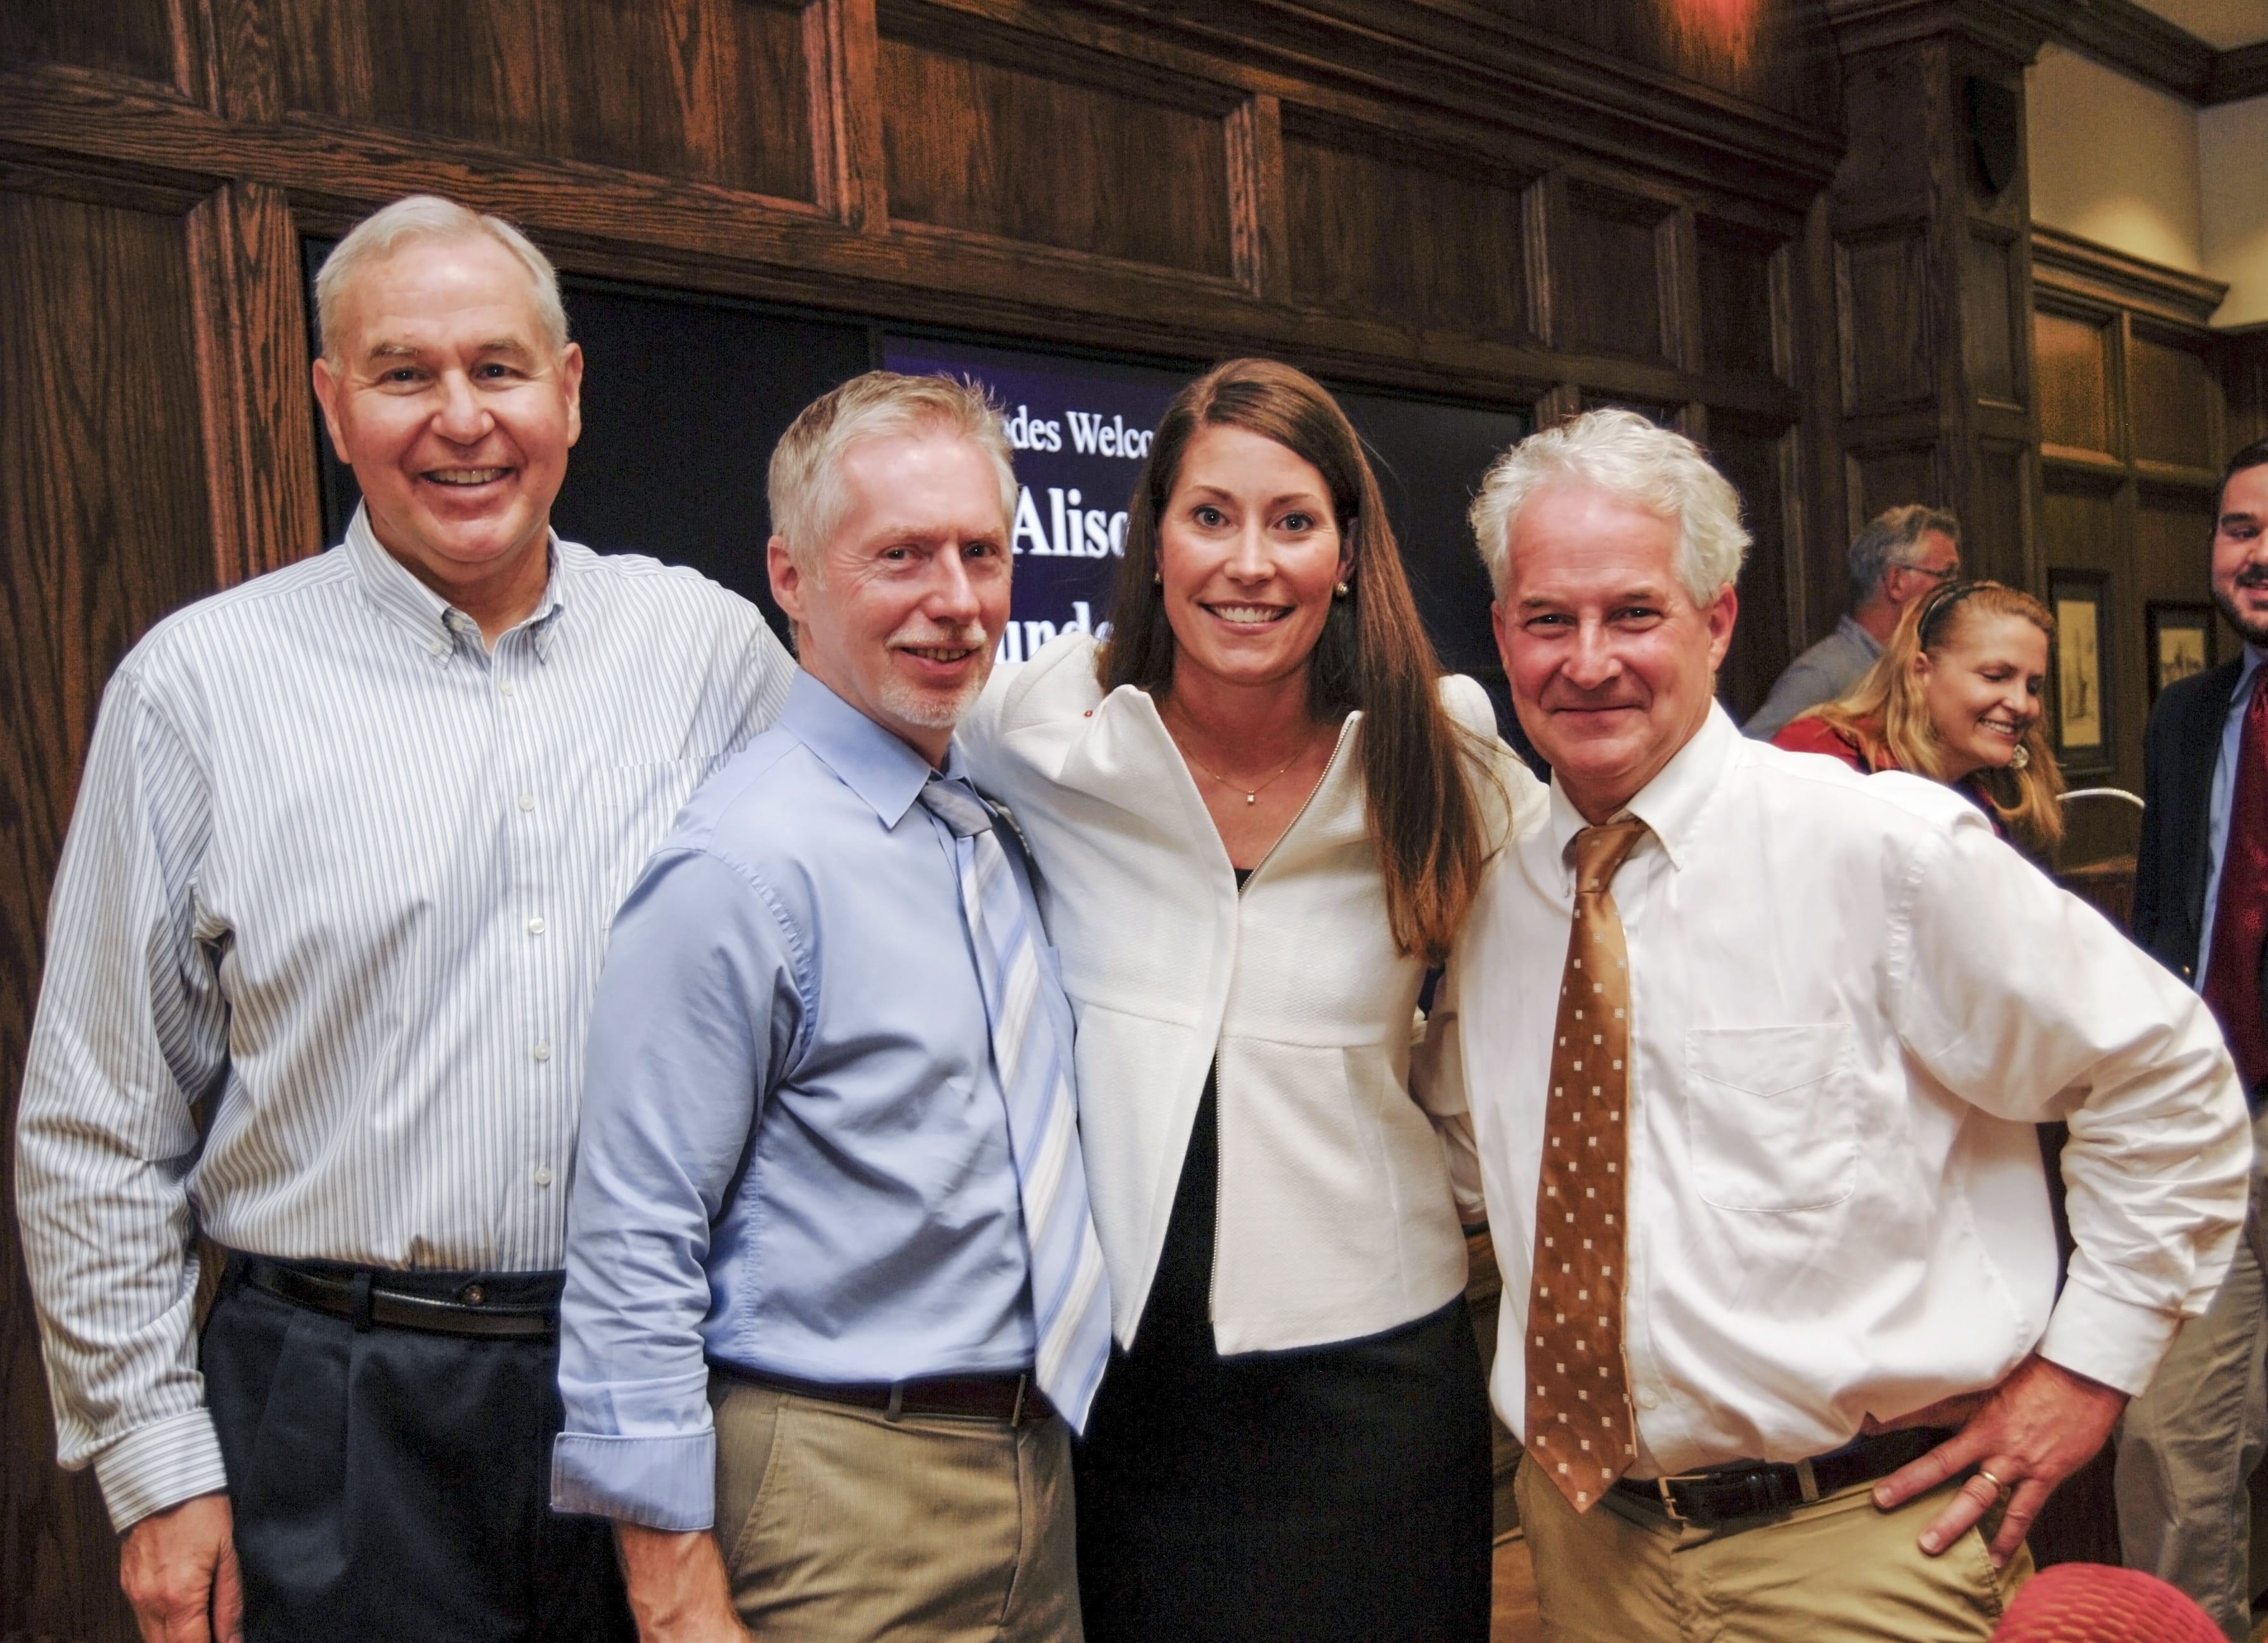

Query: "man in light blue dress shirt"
(553, 372), (1103, 1641)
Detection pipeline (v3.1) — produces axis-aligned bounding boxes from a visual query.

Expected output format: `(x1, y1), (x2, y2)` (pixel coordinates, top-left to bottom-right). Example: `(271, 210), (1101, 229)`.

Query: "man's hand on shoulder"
(120, 1492), (240, 1643)
(617, 1524), (752, 1642)
(1868, 1353), (2129, 1566)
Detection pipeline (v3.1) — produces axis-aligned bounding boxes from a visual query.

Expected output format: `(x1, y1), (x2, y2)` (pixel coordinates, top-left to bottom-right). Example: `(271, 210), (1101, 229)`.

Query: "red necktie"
(2204, 667), (2268, 1093)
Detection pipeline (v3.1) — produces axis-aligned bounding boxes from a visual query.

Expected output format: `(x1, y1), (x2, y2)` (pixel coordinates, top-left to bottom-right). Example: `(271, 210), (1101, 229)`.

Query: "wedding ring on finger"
(1975, 1467), (2011, 1498)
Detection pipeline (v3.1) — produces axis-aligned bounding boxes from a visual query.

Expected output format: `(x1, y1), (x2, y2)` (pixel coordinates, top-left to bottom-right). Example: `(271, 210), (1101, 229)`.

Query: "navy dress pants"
(201, 1257), (634, 1643)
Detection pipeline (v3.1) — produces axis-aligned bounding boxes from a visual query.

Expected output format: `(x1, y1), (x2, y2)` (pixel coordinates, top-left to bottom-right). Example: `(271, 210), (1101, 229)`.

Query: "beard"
(874, 622), (994, 730)
(2215, 568), (2268, 648)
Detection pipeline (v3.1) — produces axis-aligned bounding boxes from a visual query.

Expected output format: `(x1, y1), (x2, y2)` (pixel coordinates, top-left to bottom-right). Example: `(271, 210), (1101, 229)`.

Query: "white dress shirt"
(15, 508), (793, 1530)
(1428, 704), (2250, 1477)
(963, 634), (1547, 1353)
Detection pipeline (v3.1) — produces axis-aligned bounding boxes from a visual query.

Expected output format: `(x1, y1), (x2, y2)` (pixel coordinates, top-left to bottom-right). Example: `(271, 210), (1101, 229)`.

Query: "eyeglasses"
(1894, 559), (1961, 586)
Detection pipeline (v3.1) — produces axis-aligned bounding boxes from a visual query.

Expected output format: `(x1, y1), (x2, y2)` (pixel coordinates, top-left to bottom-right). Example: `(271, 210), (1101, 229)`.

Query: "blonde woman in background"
(1773, 579), (2065, 851)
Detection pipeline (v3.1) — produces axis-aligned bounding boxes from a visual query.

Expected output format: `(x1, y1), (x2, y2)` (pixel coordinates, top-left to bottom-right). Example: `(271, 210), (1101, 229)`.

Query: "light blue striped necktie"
(919, 775), (1112, 1431)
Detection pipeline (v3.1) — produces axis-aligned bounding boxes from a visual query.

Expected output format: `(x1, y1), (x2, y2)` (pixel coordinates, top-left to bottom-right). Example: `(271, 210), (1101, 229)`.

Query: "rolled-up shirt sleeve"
(550, 846), (803, 1530)
(16, 669), (233, 1533)
(1890, 811), (2252, 1396)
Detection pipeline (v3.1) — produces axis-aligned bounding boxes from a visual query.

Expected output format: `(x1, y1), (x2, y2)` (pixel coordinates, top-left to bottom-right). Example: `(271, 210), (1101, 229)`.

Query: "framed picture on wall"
(2146, 602), (2217, 703)
(2050, 571), (2112, 773)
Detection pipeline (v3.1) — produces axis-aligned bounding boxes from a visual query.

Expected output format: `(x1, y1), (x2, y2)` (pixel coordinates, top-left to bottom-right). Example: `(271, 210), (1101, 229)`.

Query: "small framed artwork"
(2050, 571), (2112, 772)
(2146, 602), (2217, 702)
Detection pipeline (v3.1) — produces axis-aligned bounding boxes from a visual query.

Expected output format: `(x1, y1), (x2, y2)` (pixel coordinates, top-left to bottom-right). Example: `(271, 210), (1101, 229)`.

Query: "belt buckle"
(1653, 1472), (1713, 1524)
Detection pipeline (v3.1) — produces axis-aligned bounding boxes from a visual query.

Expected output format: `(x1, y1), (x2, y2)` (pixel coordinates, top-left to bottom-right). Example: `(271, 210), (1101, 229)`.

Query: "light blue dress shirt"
(2196, 642), (2268, 987)
(550, 670), (1050, 1530)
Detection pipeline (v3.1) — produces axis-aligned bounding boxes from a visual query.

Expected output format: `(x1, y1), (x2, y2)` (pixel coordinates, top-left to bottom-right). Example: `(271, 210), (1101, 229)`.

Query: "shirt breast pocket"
(1683, 1024), (1857, 1212)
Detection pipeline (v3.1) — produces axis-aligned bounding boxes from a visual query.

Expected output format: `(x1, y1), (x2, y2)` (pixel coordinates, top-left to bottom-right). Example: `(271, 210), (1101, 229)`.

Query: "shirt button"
(527, 916), (546, 936)
(1637, 1389), (1659, 1410)
(533, 1165), (554, 1188)
(499, 680), (517, 697)
(533, 1041), (553, 1062)
(518, 794), (535, 812)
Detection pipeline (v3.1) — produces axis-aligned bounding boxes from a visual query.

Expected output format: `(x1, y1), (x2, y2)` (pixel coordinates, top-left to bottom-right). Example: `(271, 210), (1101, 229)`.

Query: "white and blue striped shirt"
(15, 508), (794, 1531)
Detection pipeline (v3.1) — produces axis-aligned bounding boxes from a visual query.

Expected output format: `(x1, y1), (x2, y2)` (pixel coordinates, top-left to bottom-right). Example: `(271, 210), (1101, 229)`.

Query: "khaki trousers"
(707, 1374), (1081, 1642)
(1516, 1453), (2032, 1643)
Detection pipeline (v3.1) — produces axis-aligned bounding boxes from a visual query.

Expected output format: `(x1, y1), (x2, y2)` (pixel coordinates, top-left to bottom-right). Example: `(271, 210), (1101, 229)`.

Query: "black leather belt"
(235, 1254), (560, 1339)
(717, 1364), (1055, 1426)
(1611, 1426), (1952, 1524)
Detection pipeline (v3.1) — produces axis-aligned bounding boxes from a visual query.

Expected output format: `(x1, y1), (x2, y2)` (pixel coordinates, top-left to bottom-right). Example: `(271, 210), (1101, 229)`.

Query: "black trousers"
(202, 1256), (634, 1643)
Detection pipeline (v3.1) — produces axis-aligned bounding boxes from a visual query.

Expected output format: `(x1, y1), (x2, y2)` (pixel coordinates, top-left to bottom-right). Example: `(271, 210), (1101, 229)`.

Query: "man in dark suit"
(2118, 437), (2268, 1641)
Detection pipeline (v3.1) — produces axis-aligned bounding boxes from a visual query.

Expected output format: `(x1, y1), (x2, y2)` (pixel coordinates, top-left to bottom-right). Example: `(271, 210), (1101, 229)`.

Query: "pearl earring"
(2008, 744), (2030, 771)
(1334, 581), (1350, 598)
(1153, 570), (1163, 586)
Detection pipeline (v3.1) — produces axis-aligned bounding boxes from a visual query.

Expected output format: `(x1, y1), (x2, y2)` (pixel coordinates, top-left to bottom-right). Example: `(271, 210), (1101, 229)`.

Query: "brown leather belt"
(718, 1364), (1055, 1426)
(1611, 1426), (1952, 1524)
(235, 1254), (558, 1339)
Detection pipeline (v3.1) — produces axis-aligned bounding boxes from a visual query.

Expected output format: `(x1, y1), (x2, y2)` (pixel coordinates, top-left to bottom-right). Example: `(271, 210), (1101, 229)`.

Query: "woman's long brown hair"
(1098, 358), (1493, 965)
(1810, 579), (2066, 847)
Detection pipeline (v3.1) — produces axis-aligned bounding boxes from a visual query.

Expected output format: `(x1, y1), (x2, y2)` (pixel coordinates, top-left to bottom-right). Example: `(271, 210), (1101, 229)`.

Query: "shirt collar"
(780, 669), (963, 828)
(1545, 701), (1737, 877)
(1837, 612), (1883, 658)
(344, 504), (567, 662)
(2236, 643), (2266, 703)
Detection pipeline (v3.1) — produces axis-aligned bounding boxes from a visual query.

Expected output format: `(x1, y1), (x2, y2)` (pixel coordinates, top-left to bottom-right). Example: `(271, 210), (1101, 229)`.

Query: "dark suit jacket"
(2134, 657), (2247, 987)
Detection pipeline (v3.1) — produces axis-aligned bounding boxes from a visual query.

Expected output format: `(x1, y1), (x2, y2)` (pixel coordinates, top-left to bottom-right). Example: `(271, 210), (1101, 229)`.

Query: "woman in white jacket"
(963, 358), (1544, 1642)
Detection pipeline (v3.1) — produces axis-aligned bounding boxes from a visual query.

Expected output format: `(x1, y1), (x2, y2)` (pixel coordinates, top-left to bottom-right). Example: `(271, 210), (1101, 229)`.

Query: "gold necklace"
(1166, 721), (1316, 806)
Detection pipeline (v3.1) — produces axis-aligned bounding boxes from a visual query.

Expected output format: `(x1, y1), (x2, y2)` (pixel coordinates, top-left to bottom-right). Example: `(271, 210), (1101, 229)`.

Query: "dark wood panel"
(2034, 307), (2113, 457)
(1969, 439), (2030, 591)
(1847, 442), (1940, 532)
(1, 188), (219, 1643)
(0, 0), (179, 87)
(1557, 180), (1668, 363)
(876, 16), (1234, 276)
(2134, 486), (2218, 606)
(1695, 218), (1778, 380)
(277, 0), (817, 202)
(1709, 411), (1796, 720)
(2127, 325), (2220, 472)
(1836, 228), (1932, 413)
(188, 181), (326, 584)
(1282, 119), (1530, 340)
(1962, 233), (2017, 406)
(0, 58), (1814, 424)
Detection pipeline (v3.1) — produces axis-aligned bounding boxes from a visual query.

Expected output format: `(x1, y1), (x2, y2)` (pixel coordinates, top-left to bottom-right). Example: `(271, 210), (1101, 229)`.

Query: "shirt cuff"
(2035, 1275), (2184, 1398)
(93, 1411), (230, 1533)
(550, 1430), (718, 1531)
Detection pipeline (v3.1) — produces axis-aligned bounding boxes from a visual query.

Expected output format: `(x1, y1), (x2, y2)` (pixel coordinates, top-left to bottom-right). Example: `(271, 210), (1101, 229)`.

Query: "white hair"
(1468, 408), (1750, 605)
(768, 371), (1018, 574)
(314, 195), (568, 363)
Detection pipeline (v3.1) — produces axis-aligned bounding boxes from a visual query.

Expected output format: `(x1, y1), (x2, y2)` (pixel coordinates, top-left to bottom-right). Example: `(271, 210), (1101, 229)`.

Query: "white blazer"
(962, 633), (1547, 1354)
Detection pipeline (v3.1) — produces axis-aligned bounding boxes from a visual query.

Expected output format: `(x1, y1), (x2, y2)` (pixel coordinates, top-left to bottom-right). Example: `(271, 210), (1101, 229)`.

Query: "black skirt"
(1074, 1073), (1495, 1643)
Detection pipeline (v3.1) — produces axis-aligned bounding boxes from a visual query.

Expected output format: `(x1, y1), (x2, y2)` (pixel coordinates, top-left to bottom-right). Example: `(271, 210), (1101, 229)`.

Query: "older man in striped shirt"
(15, 195), (792, 1642)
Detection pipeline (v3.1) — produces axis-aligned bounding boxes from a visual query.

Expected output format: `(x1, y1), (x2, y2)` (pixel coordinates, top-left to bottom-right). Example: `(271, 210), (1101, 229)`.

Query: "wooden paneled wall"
(2030, 226), (2262, 867)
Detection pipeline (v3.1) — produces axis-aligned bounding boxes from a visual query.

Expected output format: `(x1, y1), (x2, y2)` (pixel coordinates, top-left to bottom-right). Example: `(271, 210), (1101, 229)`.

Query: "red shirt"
(1770, 714), (2007, 840)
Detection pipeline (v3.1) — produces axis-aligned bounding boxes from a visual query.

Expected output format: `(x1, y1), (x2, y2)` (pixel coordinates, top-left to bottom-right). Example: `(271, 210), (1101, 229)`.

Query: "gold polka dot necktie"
(1526, 816), (1648, 1512)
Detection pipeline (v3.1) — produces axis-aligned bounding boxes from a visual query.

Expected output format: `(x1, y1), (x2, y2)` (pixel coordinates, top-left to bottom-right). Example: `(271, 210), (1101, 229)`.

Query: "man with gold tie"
(1425, 408), (2251, 1641)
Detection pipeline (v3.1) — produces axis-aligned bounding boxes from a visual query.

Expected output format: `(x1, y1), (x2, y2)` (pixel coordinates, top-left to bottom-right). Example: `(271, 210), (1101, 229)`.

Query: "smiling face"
(1494, 481), (1736, 823)
(769, 429), (1011, 766)
(2212, 463), (2268, 647)
(1915, 609), (2049, 782)
(1156, 422), (1350, 697)
(311, 233), (582, 617)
